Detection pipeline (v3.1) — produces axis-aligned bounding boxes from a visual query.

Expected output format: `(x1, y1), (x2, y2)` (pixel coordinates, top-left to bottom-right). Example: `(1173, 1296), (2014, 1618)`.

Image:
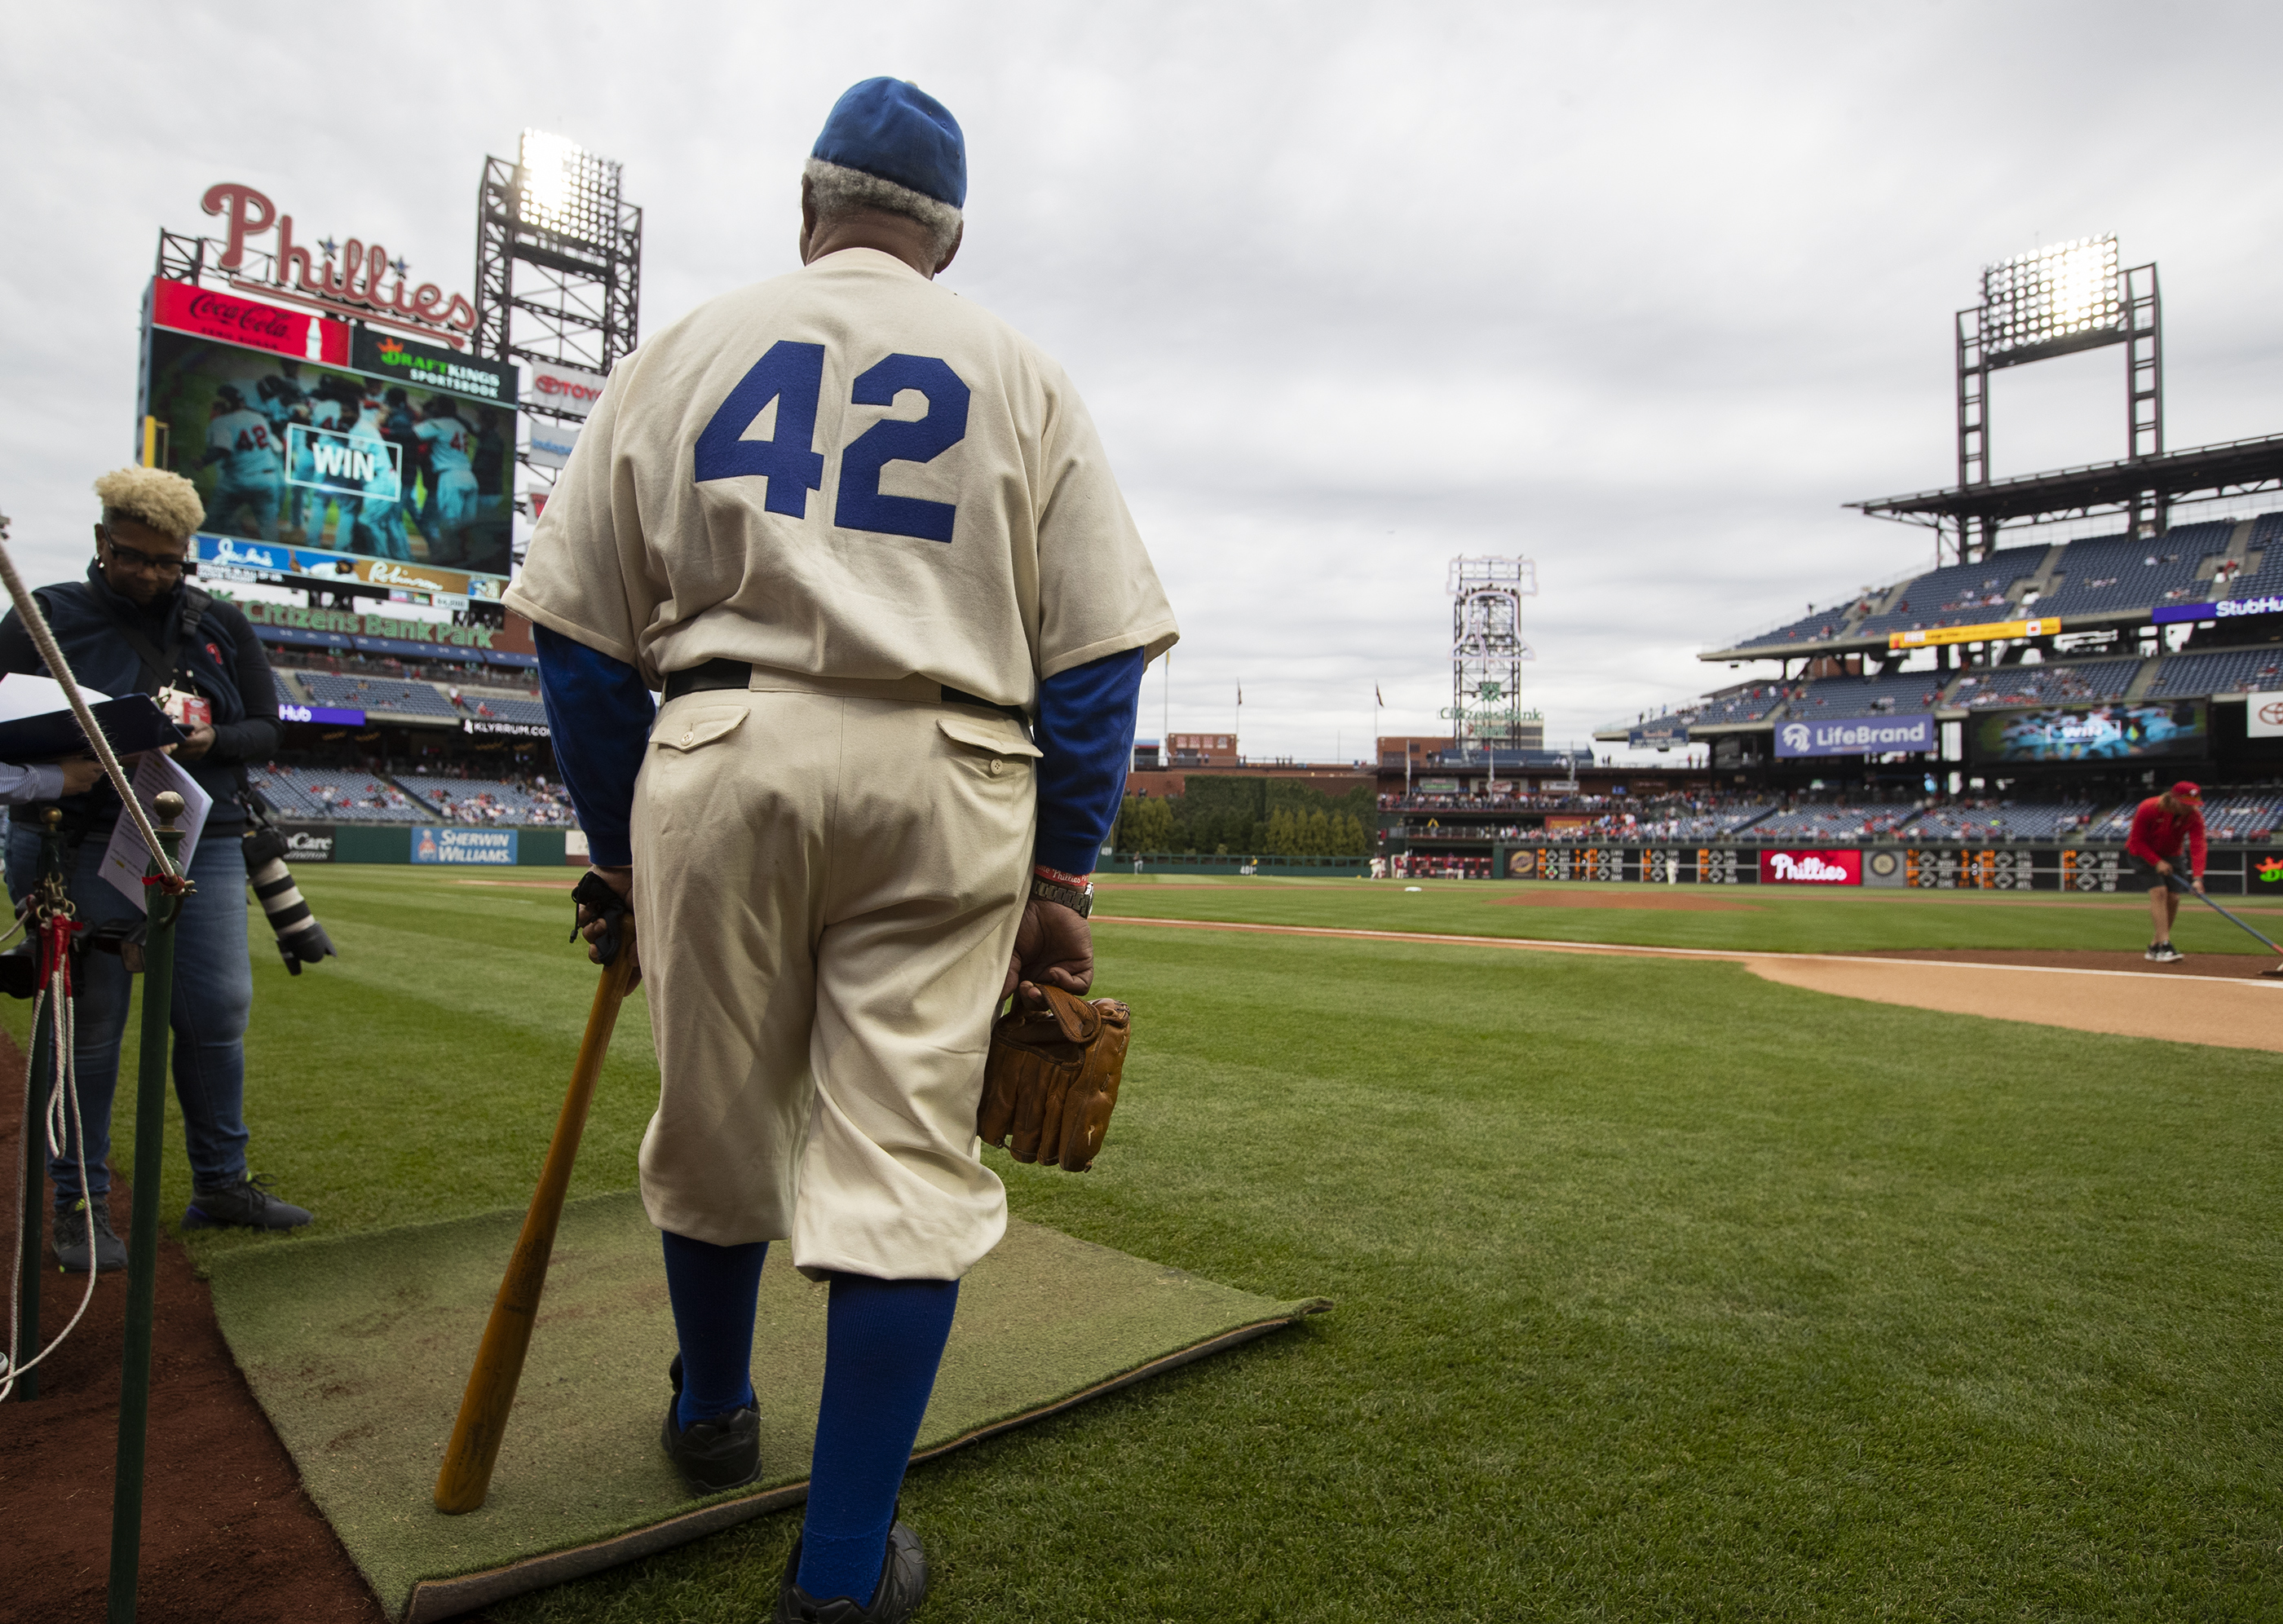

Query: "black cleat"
(662, 1353), (762, 1492)
(182, 1173), (312, 1231)
(52, 1196), (127, 1273)
(774, 1521), (930, 1623)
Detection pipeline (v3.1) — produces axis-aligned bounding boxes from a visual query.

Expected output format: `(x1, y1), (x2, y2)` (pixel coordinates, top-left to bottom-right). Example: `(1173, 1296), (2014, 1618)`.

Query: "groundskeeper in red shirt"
(2126, 781), (2207, 962)
(2127, 783), (2207, 878)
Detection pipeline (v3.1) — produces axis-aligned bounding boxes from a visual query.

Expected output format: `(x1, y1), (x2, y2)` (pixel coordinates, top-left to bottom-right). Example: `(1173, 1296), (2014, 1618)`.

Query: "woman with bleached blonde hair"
(0, 466), (308, 1273)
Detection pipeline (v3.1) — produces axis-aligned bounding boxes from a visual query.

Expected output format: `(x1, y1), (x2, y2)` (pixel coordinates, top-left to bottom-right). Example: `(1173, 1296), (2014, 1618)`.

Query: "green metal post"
(12, 807), (66, 1405)
(106, 796), (187, 1623)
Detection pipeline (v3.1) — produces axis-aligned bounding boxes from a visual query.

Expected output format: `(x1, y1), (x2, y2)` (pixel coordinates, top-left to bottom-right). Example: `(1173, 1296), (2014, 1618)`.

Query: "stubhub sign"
(1775, 714), (1935, 757)
(409, 827), (519, 865)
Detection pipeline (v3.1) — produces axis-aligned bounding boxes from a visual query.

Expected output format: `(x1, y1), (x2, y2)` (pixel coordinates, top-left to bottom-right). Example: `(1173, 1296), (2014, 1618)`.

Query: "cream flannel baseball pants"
(629, 669), (1039, 1280)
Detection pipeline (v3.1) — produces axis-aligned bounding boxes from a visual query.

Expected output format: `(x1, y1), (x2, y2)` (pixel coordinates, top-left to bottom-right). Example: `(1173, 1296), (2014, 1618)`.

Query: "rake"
(2163, 871), (2283, 979)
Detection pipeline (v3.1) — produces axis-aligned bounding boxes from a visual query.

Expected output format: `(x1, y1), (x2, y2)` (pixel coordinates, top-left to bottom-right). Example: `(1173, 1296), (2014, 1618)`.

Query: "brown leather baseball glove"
(977, 982), (1131, 1172)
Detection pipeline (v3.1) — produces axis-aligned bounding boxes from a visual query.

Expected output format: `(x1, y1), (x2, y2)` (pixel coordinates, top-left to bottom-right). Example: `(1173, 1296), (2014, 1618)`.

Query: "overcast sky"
(7, 2), (2282, 766)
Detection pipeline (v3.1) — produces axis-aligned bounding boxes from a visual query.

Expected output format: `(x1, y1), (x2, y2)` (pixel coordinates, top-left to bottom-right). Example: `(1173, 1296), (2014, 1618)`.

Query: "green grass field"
(23, 869), (2282, 1620)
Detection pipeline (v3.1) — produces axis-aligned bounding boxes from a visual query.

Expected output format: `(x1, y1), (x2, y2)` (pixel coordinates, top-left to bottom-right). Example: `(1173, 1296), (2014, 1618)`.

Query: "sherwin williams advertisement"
(1972, 701), (2207, 763)
(1775, 714), (1936, 757)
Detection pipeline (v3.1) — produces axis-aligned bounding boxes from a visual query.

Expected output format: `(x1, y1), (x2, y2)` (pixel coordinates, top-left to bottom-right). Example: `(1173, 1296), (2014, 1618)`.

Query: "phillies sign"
(1759, 850), (1863, 885)
(201, 182), (477, 348)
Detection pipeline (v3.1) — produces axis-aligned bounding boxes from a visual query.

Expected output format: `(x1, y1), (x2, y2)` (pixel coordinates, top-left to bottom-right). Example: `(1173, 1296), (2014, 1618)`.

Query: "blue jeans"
(7, 818), (253, 1203)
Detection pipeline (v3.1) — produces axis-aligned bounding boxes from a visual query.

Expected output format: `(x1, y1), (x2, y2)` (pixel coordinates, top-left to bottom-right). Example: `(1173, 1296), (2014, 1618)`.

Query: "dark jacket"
(0, 563), (281, 837)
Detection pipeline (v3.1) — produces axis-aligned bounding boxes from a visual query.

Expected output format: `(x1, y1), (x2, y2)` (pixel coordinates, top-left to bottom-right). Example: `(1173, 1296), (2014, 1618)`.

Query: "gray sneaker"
(53, 1195), (128, 1273)
(182, 1173), (312, 1232)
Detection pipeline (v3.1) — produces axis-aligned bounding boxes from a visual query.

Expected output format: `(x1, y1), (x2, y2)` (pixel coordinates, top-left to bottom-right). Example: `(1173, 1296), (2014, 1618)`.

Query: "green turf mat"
(205, 1192), (1327, 1622)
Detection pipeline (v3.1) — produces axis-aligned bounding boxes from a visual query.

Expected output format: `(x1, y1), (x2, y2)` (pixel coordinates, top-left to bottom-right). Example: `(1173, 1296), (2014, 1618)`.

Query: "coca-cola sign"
(1759, 850), (1864, 885)
(201, 182), (478, 348)
(149, 279), (348, 364)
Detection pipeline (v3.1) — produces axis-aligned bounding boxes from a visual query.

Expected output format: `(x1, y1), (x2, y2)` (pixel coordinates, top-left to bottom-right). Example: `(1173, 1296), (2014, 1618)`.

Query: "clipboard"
(0, 674), (182, 761)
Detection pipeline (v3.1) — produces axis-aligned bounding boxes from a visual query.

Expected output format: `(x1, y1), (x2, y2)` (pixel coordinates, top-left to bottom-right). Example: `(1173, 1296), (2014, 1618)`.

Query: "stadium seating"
(1946, 657), (2141, 708)
(2200, 792), (2283, 843)
(455, 693), (549, 725)
(249, 766), (426, 823)
(2032, 523), (2232, 620)
(2218, 510), (2283, 598)
(1905, 803), (2100, 842)
(1849, 549), (2047, 640)
(2145, 647), (2283, 698)
(298, 672), (461, 719)
(1693, 685), (1790, 726)
(1728, 602), (1866, 651)
(407, 778), (576, 825)
(1743, 805), (1917, 841)
(1786, 669), (1952, 719)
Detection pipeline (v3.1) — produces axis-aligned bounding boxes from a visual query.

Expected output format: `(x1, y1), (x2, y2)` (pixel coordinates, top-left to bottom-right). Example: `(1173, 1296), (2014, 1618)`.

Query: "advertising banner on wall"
(1972, 701), (2206, 763)
(277, 704), (365, 726)
(1775, 714), (1936, 757)
(151, 279), (349, 364)
(527, 422), (579, 470)
(410, 827), (519, 865)
(2153, 595), (2283, 627)
(1759, 850), (1864, 885)
(229, 595), (531, 664)
(2248, 695), (2283, 739)
(1888, 616), (2060, 651)
(281, 827), (336, 863)
(349, 328), (516, 408)
(528, 360), (607, 417)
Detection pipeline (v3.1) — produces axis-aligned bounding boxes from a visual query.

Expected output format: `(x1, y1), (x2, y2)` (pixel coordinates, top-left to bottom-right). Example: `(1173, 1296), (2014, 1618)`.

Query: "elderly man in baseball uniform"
(506, 79), (1176, 1623)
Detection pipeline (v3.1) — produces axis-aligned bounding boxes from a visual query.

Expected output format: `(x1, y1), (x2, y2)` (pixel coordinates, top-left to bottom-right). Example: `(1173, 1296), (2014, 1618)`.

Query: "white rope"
(0, 513), (177, 880)
(1, 978), (100, 1401)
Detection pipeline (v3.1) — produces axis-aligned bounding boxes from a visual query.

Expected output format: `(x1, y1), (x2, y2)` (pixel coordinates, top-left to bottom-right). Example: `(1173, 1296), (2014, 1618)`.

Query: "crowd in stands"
(1397, 788), (2283, 845)
(248, 764), (577, 827)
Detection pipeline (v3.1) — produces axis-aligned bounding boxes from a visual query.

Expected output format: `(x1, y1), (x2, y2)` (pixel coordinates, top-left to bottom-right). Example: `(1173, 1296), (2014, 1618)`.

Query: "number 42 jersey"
(506, 246), (1178, 708)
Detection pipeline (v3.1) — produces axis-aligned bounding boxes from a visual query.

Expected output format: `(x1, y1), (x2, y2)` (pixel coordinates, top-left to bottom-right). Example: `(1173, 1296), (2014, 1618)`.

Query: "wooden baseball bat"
(433, 920), (639, 1514)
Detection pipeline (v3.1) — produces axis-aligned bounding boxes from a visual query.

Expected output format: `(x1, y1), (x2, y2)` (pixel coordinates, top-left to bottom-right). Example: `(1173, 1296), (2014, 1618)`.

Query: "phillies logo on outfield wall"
(1760, 850), (1864, 885)
(1775, 714), (1936, 757)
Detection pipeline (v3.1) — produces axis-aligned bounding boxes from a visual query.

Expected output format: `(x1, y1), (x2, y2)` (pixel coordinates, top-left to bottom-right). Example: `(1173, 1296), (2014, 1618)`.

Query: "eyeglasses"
(100, 532), (188, 578)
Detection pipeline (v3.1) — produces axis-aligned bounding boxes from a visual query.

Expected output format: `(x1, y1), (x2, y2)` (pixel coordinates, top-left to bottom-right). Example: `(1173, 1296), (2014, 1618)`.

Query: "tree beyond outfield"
(1114, 775), (1373, 856)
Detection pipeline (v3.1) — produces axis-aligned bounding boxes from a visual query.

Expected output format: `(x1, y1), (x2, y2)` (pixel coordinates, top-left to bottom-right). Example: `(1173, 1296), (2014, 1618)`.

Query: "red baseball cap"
(2170, 780), (2203, 804)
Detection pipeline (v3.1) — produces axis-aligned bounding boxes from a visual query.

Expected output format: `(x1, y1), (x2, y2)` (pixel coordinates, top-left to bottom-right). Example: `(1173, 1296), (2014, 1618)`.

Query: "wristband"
(1033, 863), (1092, 887)
(1029, 876), (1094, 918)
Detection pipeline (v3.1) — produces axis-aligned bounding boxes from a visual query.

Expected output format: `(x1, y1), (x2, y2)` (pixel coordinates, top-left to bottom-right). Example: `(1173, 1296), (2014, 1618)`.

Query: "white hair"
(804, 157), (961, 266)
(94, 466), (204, 542)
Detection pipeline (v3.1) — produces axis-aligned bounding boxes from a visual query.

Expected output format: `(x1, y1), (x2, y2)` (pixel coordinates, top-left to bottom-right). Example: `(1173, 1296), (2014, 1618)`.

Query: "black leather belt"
(661, 658), (1030, 724)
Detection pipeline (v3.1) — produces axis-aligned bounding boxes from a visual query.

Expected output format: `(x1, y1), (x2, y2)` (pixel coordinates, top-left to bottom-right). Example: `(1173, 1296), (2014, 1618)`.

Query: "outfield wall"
(276, 823), (572, 867)
(1496, 844), (2283, 894)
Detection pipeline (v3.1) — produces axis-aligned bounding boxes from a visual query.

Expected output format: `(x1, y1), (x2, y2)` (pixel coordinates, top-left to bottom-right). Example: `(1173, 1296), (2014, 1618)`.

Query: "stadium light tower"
(1955, 234), (2161, 558)
(473, 132), (643, 580)
(1445, 556), (1537, 759)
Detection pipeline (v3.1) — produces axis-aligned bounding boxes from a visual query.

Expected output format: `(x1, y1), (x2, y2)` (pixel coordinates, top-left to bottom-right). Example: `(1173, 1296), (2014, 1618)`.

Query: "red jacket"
(2126, 797), (2206, 877)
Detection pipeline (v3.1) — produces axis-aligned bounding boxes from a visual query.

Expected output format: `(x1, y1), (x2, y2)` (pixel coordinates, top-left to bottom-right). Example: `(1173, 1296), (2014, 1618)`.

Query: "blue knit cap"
(811, 78), (966, 209)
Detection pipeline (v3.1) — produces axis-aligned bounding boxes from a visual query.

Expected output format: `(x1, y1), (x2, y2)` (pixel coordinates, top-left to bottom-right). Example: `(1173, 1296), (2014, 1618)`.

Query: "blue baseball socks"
(660, 1229), (767, 1427)
(659, 1234), (960, 1606)
(796, 1273), (960, 1604)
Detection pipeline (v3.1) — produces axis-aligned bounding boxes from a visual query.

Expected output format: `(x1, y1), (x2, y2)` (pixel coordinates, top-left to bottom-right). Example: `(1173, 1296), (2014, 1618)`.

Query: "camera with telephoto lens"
(242, 820), (336, 975)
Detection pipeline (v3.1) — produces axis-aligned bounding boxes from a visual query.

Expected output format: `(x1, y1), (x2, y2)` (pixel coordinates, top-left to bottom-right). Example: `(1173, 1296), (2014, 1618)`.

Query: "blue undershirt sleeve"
(1032, 647), (1146, 877)
(535, 624), (655, 867)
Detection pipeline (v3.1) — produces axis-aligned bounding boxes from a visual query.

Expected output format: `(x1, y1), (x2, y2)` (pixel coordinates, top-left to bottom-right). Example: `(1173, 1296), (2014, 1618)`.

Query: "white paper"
(99, 750), (212, 911)
(0, 673), (111, 725)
